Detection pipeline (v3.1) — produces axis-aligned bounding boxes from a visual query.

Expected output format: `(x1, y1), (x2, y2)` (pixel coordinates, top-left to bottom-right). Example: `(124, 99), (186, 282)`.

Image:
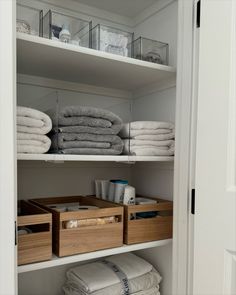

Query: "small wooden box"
(31, 196), (124, 257)
(124, 196), (173, 245)
(17, 200), (52, 265)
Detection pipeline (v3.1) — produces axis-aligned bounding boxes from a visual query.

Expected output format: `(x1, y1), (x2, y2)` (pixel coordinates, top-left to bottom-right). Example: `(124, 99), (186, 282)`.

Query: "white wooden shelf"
(17, 33), (176, 92)
(18, 239), (172, 273)
(17, 154), (174, 162)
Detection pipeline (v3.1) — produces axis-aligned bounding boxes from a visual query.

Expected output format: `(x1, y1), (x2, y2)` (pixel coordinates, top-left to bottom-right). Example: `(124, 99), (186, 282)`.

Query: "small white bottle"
(59, 24), (71, 43)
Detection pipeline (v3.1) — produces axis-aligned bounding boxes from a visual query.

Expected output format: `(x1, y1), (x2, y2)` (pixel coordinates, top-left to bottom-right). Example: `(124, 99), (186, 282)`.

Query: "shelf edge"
(18, 239), (172, 273)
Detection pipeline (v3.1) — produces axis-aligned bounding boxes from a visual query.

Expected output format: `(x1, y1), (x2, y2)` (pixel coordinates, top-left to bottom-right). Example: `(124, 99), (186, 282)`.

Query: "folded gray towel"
(48, 106), (122, 134)
(56, 147), (123, 155)
(56, 125), (121, 135)
(51, 133), (123, 151)
(51, 133), (124, 155)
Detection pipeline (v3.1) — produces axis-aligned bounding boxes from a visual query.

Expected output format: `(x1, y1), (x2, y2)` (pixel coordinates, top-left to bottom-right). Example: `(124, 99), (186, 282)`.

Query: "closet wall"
(17, 0), (177, 294)
(131, 2), (177, 295)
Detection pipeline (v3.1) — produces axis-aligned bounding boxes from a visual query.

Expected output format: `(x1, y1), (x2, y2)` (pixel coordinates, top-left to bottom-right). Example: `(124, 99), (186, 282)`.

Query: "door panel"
(193, 0), (236, 294)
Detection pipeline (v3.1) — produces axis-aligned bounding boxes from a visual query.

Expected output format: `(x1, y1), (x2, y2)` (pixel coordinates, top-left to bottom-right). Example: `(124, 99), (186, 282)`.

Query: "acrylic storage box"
(124, 196), (173, 244)
(17, 4), (43, 36)
(42, 10), (91, 47)
(31, 196), (124, 257)
(132, 37), (169, 65)
(17, 200), (52, 265)
(90, 24), (134, 57)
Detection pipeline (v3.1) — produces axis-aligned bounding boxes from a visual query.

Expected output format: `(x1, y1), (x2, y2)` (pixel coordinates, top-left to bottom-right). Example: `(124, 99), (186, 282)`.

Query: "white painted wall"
(131, 2), (177, 294)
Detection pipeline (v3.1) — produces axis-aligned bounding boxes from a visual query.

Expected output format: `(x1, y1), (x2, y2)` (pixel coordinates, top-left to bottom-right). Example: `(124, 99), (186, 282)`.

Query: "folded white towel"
(124, 139), (174, 147)
(133, 133), (174, 141)
(17, 132), (51, 154)
(128, 146), (174, 156)
(66, 253), (156, 293)
(17, 106), (52, 135)
(120, 121), (174, 138)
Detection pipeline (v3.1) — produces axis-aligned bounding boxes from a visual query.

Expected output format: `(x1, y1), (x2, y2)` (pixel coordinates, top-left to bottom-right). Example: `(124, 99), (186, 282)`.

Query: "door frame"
(173, 0), (197, 294)
(0, 0), (17, 294)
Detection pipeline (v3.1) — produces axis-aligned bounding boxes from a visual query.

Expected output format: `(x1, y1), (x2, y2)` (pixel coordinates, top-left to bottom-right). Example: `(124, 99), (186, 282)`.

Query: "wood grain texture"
(124, 197), (173, 244)
(31, 196), (124, 257)
(17, 201), (52, 265)
(18, 232), (52, 265)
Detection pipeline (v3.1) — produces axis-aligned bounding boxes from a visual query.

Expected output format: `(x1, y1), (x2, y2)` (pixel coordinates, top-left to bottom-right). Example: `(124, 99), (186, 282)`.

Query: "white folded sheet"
(63, 270), (161, 295)
(17, 106), (52, 135)
(63, 285), (160, 295)
(65, 253), (159, 293)
(132, 287), (160, 295)
(17, 132), (51, 154)
(120, 121), (174, 138)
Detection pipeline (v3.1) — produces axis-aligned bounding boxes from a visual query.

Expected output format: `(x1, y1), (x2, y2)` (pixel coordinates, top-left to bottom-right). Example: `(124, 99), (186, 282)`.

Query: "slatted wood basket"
(123, 196), (173, 245)
(31, 196), (124, 257)
(18, 200), (52, 265)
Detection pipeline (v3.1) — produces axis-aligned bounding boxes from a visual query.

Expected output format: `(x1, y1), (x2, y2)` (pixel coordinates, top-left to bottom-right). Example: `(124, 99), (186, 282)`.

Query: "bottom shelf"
(18, 239), (172, 274)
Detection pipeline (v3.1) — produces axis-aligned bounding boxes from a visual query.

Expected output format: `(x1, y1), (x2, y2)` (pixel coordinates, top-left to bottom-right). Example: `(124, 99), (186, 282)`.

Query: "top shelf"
(17, 33), (176, 92)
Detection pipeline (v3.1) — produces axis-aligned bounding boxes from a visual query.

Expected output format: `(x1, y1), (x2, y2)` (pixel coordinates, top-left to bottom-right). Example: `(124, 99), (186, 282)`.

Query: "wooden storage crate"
(31, 196), (124, 257)
(124, 196), (173, 244)
(17, 200), (52, 265)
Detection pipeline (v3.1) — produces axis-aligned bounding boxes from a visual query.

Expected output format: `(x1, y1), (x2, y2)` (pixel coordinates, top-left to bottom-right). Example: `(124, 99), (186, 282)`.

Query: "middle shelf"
(17, 154), (175, 162)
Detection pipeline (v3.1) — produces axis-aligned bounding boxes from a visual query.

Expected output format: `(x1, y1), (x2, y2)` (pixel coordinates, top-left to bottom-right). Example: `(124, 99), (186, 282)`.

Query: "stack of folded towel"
(120, 121), (175, 156)
(63, 253), (162, 295)
(48, 106), (124, 155)
(17, 106), (52, 154)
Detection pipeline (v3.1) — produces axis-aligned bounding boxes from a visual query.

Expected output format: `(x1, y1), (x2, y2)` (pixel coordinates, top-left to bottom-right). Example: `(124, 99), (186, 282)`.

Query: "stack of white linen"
(17, 106), (52, 154)
(120, 121), (175, 156)
(63, 253), (162, 295)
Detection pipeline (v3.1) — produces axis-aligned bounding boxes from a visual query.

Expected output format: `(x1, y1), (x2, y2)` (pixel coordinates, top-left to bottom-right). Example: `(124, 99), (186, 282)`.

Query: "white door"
(193, 0), (236, 294)
(0, 0), (17, 294)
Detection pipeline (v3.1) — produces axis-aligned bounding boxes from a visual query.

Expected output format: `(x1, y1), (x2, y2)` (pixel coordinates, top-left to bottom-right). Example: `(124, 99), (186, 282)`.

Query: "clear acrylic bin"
(42, 10), (91, 47)
(132, 37), (169, 65)
(90, 24), (134, 57)
(17, 4), (43, 36)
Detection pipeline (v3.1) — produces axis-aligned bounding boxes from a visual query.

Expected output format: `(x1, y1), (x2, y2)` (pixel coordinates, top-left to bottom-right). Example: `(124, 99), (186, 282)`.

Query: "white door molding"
(172, 0), (195, 294)
(0, 0), (17, 294)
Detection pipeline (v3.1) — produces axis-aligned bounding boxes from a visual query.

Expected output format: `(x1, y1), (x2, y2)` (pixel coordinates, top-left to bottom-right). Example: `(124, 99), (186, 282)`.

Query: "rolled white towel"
(17, 132), (51, 154)
(17, 106), (52, 135)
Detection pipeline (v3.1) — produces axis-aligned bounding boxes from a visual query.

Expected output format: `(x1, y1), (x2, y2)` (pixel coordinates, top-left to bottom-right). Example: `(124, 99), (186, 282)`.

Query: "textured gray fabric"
(57, 147), (123, 155)
(48, 106), (122, 134)
(51, 133), (123, 154)
(56, 125), (120, 135)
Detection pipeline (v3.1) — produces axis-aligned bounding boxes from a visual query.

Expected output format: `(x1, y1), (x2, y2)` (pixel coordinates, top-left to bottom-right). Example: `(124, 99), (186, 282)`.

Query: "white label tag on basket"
(101, 260), (130, 295)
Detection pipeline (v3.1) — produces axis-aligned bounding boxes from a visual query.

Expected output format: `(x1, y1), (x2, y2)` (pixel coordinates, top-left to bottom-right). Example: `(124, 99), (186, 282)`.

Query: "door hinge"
(197, 0), (201, 28)
(15, 221), (17, 246)
(191, 189), (195, 215)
